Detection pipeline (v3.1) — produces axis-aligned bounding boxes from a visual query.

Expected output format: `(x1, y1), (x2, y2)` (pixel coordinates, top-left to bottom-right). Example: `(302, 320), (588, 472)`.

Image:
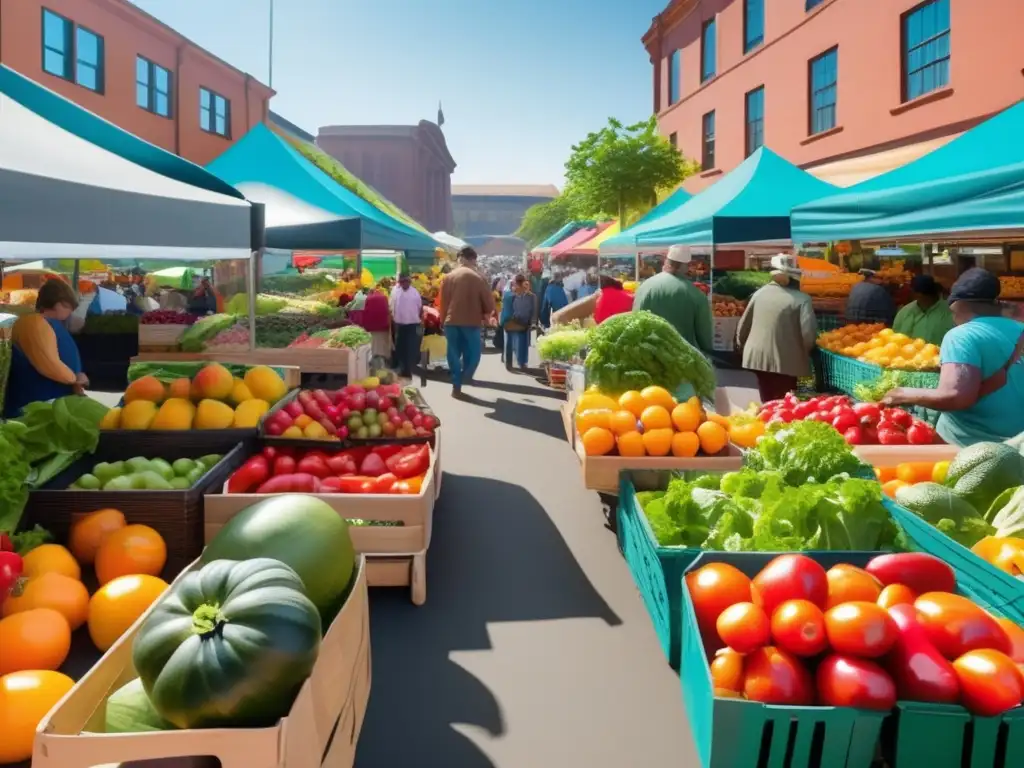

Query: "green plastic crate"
(815, 348), (883, 397)
(887, 701), (1024, 767)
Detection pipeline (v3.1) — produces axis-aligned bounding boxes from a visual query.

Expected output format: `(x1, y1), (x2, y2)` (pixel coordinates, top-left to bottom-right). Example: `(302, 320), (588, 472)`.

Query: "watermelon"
(104, 678), (176, 733)
(201, 494), (355, 615)
(946, 442), (1024, 515)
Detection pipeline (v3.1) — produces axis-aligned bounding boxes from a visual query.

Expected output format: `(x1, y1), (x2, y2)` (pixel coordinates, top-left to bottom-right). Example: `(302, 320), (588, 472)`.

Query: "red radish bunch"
(141, 311), (200, 325)
(757, 392), (939, 447)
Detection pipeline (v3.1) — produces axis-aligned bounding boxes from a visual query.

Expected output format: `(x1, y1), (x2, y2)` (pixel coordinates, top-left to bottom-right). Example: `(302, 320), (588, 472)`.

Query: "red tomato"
(842, 426), (865, 445)
(824, 602), (898, 658)
(770, 599), (827, 657)
(952, 649), (1024, 716)
(878, 427), (908, 445)
(771, 409), (796, 424)
(759, 409), (775, 423)
(752, 555), (829, 616)
(832, 412), (860, 433)
(743, 646), (814, 705)
(877, 583), (917, 610)
(817, 655), (897, 711)
(793, 402), (817, 420)
(853, 402), (881, 421)
(716, 602), (770, 654)
(914, 593), (1012, 659)
(686, 563), (752, 639)
(710, 648), (745, 692)
(997, 618), (1024, 663)
(866, 553), (956, 595)
(907, 423), (936, 445)
(884, 408), (914, 429)
(886, 603), (960, 704)
(826, 564), (882, 609)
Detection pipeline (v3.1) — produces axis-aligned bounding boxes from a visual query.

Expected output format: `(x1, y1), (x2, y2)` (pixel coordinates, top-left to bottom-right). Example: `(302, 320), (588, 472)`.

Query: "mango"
(192, 363), (234, 401)
(167, 378), (192, 400)
(230, 380), (254, 405)
(194, 399), (235, 429)
(99, 407), (122, 430)
(124, 376), (166, 404)
(151, 398), (196, 430)
(243, 365), (287, 404)
(120, 400), (158, 430)
(232, 399), (270, 428)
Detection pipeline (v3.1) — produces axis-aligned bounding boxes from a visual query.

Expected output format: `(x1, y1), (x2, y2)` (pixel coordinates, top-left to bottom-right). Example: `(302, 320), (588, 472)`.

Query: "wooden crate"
(33, 558), (372, 768)
(138, 324), (187, 348)
(132, 344), (371, 379)
(204, 444), (439, 606)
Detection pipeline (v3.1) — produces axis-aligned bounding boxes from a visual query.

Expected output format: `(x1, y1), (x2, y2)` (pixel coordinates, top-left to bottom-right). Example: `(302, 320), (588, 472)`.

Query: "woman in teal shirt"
(883, 269), (1023, 446)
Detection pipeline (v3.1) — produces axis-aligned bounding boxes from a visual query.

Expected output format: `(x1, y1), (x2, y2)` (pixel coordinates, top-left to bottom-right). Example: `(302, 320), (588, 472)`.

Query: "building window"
(809, 47), (838, 135)
(745, 87), (764, 157)
(744, 0), (764, 53)
(701, 111), (716, 170)
(902, 0), (950, 101)
(199, 87), (230, 137)
(668, 49), (681, 105)
(136, 57), (172, 117)
(701, 18), (716, 83)
(41, 9), (104, 92)
(806, 0), (826, 9)
(669, 132), (678, 150)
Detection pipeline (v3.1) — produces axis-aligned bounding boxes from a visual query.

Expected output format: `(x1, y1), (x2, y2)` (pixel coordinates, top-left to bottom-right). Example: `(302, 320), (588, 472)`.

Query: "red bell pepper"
(296, 454), (332, 479)
(227, 456), (270, 494)
(273, 455), (297, 476)
(373, 473), (398, 494)
(386, 444), (430, 479)
(359, 452), (387, 477)
(0, 533), (13, 552)
(371, 444), (405, 461)
(886, 604), (960, 703)
(326, 452), (358, 476)
(321, 476), (378, 494)
(255, 473), (321, 494)
(0, 550), (23, 602)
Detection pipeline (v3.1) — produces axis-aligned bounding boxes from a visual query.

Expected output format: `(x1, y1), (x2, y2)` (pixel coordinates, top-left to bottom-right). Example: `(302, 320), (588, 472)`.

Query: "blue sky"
(131, 0), (666, 187)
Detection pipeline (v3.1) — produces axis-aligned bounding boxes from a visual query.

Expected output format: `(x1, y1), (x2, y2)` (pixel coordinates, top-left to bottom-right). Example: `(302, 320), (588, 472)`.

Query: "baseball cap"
(948, 268), (1001, 304)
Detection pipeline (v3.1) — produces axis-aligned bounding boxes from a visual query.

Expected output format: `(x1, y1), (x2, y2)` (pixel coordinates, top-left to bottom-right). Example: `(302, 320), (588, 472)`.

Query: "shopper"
(632, 245), (713, 352)
(389, 273), (423, 379)
(576, 269), (600, 300)
(846, 269), (897, 326)
(892, 274), (954, 345)
(736, 256), (818, 403)
(539, 273), (569, 328)
(883, 268), (1024, 446)
(439, 246), (495, 396)
(360, 288), (392, 360)
(502, 275), (536, 370)
(593, 275), (634, 324)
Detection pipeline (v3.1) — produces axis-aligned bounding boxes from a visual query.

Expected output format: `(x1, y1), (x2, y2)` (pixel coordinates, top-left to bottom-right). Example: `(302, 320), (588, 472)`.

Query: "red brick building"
(0, 0), (273, 166)
(644, 0), (1024, 192)
(316, 122), (456, 233)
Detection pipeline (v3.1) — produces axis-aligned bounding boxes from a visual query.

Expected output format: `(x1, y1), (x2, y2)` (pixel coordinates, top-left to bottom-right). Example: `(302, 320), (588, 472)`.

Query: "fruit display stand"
(32, 557), (372, 768)
(132, 343), (372, 382)
(204, 444), (440, 605)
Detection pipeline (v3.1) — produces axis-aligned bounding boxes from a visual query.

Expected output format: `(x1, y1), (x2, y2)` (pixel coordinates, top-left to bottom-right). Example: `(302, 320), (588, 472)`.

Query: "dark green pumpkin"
(132, 558), (321, 730)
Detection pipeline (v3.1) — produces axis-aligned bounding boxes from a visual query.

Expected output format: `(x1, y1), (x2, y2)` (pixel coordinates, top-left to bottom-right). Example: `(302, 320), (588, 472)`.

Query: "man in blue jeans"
(439, 246), (496, 396)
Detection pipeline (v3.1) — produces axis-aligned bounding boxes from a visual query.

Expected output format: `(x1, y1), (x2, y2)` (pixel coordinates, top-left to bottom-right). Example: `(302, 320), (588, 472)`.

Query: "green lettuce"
(745, 420), (865, 486)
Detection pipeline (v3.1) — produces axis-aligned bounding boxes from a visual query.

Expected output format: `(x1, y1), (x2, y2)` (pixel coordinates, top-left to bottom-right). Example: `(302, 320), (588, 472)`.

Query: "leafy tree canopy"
(516, 191), (578, 248)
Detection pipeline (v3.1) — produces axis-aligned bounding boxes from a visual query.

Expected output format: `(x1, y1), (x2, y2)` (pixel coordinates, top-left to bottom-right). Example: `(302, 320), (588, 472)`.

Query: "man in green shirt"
(893, 274), (954, 345)
(632, 245), (714, 352)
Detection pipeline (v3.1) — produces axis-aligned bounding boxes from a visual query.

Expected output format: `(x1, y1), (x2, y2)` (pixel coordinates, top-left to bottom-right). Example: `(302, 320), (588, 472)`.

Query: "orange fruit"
(94, 524), (167, 586)
(609, 410), (639, 435)
(696, 421), (728, 455)
(875, 466), (898, 483)
(671, 431), (700, 458)
(21, 545), (81, 581)
(581, 427), (616, 456)
(1, 573), (90, 631)
(69, 508), (126, 565)
(671, 402), (702, 432)
(640, 385), (675, 410)
(881, 479), (908, 499)
(640, 405), (672, 431)
(575, 408), (612, 433)
(618, 390), (647, 418)
(88, 574), (168, 653)
(0, 670), (76, 764)
(705, 412), (730, 428)
(576, 392), (619, 413)
(0, 608), (72, 675)
(642, 428), (674, 457)
(617, 431), (646, 457)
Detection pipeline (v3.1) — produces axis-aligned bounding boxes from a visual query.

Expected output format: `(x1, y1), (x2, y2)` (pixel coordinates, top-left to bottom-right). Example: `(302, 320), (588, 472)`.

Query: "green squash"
(132, 558), (322, 730)
(104, 678), (176, 733)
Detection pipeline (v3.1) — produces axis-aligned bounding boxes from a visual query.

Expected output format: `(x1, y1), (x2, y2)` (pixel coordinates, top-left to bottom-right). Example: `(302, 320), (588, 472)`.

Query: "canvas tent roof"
(791, 100), (1024, 243)
(0, 65), (254, 262)
(599, 187), (693, 254)
(532, 221), (597, 254)
(207, 124), (439, 253)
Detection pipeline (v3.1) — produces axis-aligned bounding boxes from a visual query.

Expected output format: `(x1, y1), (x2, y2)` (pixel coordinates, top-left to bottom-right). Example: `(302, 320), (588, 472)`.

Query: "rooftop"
(452, 184), (560, 198)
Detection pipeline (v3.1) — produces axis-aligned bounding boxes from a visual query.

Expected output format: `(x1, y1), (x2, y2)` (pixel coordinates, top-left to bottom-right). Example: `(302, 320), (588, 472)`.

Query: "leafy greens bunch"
(584, 310), (715, 398)
(744, 420), (866, 486)
(537, 329), (590, 363)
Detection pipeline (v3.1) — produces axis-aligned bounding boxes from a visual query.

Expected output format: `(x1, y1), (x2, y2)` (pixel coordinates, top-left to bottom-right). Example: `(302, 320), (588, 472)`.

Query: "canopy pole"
(248, 250), (259, 351)
(356, 250), (363, 286)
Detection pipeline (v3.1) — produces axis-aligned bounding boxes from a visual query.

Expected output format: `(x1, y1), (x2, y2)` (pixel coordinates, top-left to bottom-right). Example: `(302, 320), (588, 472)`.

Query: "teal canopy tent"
(599, 187), (694, 254)
(207, 124), (439, 253)
(791, 100), (1024, 243)
(609, 148), (836, 251)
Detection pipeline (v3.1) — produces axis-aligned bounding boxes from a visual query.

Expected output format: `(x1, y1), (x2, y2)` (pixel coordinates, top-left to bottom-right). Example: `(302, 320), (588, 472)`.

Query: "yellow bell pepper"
(971, 536), (1024, 577)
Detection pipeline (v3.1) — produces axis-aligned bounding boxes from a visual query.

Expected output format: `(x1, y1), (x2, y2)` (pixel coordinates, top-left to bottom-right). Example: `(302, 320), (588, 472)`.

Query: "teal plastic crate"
(887, 701), (1024, 767)
(884, 498), (1024, 624)
(816, 348), (883, 397)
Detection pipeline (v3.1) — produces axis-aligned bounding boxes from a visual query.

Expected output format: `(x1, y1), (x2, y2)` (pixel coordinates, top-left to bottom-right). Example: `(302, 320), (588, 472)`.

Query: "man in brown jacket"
(439, 246), (495, 395)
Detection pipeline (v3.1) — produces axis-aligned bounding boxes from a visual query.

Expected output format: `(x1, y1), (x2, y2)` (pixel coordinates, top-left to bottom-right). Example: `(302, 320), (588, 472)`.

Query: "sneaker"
(452, 385), (462, 398)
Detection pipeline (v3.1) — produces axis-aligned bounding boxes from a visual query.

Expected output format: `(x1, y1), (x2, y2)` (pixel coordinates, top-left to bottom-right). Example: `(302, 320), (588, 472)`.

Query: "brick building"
(451, 184), (559, 238)
(644, 0), (1024, 192)
(316, 122), (456, 233)
(0, 0), (273, 166)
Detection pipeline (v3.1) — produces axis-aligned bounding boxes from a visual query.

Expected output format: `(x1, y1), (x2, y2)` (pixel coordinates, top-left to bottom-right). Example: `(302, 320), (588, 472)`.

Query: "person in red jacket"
(593, 275), (634, 324)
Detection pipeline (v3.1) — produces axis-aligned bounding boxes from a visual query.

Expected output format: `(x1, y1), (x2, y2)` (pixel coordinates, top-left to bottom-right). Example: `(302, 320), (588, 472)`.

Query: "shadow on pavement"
(356, 473), (620, 767)
(484, 397), (566, 440)
(471, 377), (565, 401)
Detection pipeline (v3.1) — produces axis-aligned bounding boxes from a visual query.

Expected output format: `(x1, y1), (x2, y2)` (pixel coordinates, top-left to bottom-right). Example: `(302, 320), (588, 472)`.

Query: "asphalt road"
(354, 350), (757, 767)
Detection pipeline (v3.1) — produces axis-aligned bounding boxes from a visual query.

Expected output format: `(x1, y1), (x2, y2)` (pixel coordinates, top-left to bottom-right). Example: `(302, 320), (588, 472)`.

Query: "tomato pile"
(689, 553), (1024, 715)
(757, 392), (939, 446)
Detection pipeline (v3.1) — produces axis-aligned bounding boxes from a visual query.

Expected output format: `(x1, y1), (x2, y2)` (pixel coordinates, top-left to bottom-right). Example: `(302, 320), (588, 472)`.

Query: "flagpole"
(268, 0), (275, 89)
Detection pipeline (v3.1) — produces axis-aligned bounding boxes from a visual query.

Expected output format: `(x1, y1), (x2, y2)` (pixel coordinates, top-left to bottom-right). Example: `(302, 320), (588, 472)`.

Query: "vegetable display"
(691, 553), (1024, 715)
(584, 310), (716, 399)
(537, 328), (590, 363)
(133, 558), (322, 729)
(68, 454), (223, 491)
(140, 311), (200, 326)
(179, 313), (239, 352)
(743, 420), (866, 486)
(818, 324), (940, 371)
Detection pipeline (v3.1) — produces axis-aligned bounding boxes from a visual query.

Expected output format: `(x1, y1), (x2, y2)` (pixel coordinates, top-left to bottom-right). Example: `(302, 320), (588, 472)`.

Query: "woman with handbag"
(503, 275), (536, 371)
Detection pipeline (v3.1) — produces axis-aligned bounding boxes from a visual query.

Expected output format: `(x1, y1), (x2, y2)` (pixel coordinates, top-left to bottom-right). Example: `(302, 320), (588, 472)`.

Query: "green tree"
(516, 192), (578, 248)
(565, 116), (696, 227)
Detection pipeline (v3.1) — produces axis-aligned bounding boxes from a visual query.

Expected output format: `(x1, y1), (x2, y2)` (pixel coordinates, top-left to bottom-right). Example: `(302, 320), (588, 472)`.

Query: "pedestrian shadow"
(483, 397), (566, 440)
(356, 474), (620, 767)
(471, 378), (565, 401)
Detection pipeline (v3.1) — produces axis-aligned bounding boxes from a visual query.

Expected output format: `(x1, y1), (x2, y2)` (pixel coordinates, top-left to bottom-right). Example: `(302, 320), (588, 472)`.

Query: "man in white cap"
(632, 245), (713, 352)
